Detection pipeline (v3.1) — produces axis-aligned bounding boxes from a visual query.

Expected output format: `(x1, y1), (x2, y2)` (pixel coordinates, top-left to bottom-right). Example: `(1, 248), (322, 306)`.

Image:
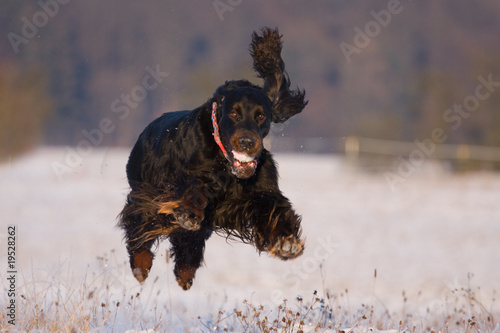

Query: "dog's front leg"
(166, 173), (226, 231)
(252, 193), (304, 260)
(168, 190), (208, 231)
(214, 193), (304, 260)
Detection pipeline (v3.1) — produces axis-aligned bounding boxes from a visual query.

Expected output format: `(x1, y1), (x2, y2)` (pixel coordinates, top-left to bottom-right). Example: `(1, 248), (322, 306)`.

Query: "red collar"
(212, 102), (231, 162)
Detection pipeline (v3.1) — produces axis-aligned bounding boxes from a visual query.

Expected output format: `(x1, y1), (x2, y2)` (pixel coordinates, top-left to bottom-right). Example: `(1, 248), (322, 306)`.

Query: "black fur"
(118, 27), (307, 290)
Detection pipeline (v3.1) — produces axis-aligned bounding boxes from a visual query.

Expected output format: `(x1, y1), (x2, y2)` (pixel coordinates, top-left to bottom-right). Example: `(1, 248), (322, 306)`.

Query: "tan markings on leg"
(267, 212), (281, 242)
(130, 225), (180, 251)
(132, 249), (153, 282)
(158, 200), (182, 214)
(175, 266), (197, 291)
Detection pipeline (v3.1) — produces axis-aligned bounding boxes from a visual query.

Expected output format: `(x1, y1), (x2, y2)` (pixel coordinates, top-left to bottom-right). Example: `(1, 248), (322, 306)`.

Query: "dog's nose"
(238, 137), (256, 151)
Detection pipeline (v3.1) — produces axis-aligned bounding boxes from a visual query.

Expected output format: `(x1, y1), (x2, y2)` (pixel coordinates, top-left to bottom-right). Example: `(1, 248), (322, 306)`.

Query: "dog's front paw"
(172, 205), (202, 231)
(269, 235), (304, 260)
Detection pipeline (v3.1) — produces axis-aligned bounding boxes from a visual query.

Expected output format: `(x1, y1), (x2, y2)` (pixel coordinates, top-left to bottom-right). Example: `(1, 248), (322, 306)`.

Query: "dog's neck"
(211, 102), (231, 162)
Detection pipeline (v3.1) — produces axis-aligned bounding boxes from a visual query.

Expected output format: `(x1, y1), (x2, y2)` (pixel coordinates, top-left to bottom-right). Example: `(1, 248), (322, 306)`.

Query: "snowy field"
(1, 147), (499, 332)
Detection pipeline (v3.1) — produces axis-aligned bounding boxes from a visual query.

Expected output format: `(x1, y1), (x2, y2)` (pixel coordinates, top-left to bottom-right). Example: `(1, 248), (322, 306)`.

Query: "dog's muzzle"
(212, 102), (261, 179)
(230, 150), (258, 179)
(228, 130), (262, 178)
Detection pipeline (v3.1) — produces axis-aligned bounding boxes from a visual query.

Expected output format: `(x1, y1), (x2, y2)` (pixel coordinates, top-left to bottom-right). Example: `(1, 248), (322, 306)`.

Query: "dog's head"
(212, 83), (272, 179)
(210, 27), (307, 179)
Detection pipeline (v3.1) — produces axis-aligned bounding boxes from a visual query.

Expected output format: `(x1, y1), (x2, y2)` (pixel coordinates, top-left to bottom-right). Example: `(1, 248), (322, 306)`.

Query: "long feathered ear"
(250, 27), (308, 123)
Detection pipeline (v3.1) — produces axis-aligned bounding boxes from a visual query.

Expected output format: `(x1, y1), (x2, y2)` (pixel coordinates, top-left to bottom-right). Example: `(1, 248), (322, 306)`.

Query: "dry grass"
(1, 254), (498, 332)
(0, 251), (166, 332)
(197, 271), (498, 333)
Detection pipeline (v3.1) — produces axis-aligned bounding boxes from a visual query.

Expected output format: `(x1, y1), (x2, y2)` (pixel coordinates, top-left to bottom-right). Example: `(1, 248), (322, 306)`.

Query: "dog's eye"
(257, 113), (266, 122)
(229, 111), (239, 120)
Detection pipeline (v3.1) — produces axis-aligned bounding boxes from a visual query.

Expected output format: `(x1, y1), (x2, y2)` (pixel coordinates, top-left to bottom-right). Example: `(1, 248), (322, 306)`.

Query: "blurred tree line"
(1, 0), (500, 161)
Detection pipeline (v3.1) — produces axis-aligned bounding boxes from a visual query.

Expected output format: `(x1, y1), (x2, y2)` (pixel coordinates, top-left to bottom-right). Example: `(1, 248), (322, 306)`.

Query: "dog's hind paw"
(174, 265), (197, 290)
(131, 249), (153, 282)
(132, 267), (149, 283)
(269, 235), (304, 260)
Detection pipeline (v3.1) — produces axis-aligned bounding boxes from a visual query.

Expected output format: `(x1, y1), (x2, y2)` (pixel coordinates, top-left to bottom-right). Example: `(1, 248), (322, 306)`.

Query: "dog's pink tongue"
(232, 159), (257, 178)
(234, 159), (257, 168)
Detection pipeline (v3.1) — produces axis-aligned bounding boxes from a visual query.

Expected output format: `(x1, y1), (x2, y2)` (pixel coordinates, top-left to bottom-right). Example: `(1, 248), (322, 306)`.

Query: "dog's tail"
(250, 27), (307, 123)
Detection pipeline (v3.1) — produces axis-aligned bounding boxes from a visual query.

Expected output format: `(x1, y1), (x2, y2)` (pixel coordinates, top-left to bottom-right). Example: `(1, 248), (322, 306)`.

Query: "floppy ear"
(250, 27), (307, 123)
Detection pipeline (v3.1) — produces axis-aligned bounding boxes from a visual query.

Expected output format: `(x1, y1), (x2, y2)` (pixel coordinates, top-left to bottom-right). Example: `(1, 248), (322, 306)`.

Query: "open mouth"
(231, 150), (258, 178)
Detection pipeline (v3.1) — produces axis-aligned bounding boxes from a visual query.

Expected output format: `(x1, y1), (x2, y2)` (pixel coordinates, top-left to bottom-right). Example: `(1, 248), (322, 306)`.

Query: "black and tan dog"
(119, 27), (307, 290)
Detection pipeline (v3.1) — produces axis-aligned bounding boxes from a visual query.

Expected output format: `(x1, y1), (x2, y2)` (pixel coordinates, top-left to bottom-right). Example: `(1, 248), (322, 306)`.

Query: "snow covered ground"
(1, 147), (499, 331)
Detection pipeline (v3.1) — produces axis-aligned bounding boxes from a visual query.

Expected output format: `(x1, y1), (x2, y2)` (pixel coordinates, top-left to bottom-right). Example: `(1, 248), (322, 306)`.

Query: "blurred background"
(2, 3), (500, 328)
(1, 0), (500, 170)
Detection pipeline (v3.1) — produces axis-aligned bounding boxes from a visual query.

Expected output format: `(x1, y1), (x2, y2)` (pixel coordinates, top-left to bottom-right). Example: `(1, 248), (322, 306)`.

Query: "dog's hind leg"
(119, 195), (179, 282)
(120, 214), (156, 282)
(168, 226), (212, 290)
